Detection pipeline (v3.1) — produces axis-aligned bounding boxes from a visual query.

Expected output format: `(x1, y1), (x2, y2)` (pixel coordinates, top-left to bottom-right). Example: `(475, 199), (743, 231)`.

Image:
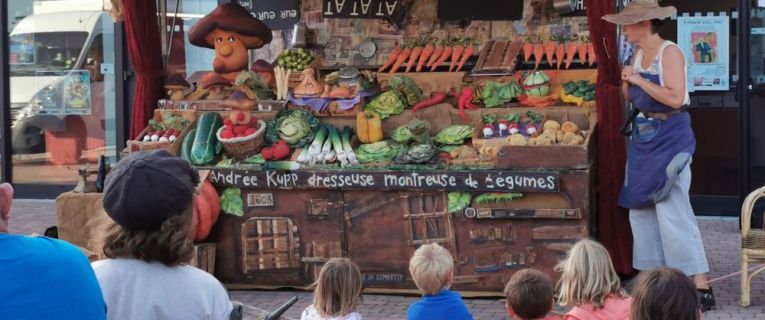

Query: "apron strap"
(621, 107), (640, 136)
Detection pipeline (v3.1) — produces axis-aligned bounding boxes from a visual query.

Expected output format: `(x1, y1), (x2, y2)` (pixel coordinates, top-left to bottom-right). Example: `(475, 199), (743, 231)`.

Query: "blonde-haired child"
(301, 258), (363, 320)
(406, 243), (473, 320)
(556, 239), (632, 320)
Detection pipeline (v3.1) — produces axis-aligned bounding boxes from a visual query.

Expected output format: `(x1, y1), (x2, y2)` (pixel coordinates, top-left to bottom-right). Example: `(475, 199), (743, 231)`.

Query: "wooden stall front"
(200, 104), (596, 296)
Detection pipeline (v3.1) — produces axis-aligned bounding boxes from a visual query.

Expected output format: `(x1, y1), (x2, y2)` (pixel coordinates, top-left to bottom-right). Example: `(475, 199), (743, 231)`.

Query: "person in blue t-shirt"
(406, 243), (473, 320)
(0, 183), (106, 320)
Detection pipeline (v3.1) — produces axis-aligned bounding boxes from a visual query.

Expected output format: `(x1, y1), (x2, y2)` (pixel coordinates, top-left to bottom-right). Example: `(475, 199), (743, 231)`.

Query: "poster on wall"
(677, 15), (730, 91)
(63, 70), (92, 115)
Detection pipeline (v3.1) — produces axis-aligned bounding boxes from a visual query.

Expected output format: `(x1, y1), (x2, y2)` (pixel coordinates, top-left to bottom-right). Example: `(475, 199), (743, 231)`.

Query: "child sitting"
(631, 267), (701, 320)
(301, 258), (363, 320)
(406, 243), (473, 320)
(556, 239), (632, 320)
(504, 269), (561, 320)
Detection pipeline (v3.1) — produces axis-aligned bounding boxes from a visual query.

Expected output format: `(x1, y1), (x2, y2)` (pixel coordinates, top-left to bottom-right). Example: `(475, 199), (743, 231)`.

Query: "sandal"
(698, 287), (716, 312)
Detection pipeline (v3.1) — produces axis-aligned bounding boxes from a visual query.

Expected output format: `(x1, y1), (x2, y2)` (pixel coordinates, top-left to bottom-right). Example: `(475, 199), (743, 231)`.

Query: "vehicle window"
(10, 32), (88, 76)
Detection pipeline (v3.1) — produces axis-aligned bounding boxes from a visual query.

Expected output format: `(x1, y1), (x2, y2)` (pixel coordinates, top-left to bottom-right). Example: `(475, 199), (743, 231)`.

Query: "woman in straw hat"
(602, 0), (715, 312)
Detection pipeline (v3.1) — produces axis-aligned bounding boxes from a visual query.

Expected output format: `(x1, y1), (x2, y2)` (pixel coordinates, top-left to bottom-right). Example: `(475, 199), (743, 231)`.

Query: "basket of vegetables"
(216, 119), (267, 159)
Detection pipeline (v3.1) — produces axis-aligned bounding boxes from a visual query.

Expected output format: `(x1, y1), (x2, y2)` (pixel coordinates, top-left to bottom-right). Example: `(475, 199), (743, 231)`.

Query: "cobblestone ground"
(8, 200), (765, 319)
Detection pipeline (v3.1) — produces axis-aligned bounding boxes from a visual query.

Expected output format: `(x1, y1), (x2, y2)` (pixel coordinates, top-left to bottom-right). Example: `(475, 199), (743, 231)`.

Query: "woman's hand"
(622, 66), (636, 81)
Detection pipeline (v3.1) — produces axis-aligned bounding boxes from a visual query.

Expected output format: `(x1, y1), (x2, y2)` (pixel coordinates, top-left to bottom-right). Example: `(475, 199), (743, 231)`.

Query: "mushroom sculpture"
(188, 3), (272, 82)
(224, 91), (256, 126)
(201, 72), (232, 100)
(165, 74), (190, 101)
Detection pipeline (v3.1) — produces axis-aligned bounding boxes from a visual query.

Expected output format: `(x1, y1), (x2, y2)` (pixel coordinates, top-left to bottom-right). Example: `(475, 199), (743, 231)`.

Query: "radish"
(143, 135), (151, 142)
(159, 136), (169, 142)
(482, 124), (495, 138)
(151, 134), (160, 142)
(526, 123), (538, 135)
(169, 135), (177, 143)
(508, 123), (520, 135)
(498, 119), (509, 135)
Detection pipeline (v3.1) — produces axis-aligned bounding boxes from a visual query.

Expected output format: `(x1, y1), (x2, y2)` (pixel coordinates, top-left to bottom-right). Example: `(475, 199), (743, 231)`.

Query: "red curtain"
(123, 0), (165, 139)
(586, 0), (633, 274)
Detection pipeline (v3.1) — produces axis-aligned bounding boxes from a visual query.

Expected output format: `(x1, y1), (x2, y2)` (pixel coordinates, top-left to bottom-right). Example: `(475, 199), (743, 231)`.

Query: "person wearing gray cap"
(92, 150), (234, 320)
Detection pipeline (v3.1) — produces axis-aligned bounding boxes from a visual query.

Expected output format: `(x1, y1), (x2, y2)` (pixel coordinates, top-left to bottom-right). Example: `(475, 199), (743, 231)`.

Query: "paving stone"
(8, 201), (765, 319)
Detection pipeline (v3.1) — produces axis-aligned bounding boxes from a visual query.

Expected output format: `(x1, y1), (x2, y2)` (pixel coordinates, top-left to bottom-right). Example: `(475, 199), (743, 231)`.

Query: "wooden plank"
(208, 168), (561, 193)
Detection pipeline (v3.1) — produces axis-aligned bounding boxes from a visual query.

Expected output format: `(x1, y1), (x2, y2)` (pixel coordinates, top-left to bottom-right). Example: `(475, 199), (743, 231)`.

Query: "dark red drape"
(586, 0), (633, 274)
(123, 0), (165, 139)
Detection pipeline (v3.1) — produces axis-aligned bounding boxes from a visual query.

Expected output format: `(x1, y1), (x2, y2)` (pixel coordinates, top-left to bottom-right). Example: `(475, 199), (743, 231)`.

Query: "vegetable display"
(562, 80), (596, 102)
(434, 125), (473, 145)
(141, 112), (190, 143)
(265, 109), (321, 149)
(190, 112), (223, 165)
(275, 48), (314, 73)
(365, 90), (406, 119)
(356, 111), (384, 144)
(480, 81), (522, 108)
(355, 140), (402, 163)
(523, 71), (552, 97)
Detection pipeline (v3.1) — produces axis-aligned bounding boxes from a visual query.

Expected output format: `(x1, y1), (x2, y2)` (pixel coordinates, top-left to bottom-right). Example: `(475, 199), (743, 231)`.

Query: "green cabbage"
(448, 192), (472, 213)
(365, 90), (406, 119)
(265, 109), (321, 148)
(434, 125), (473, 145)
(391, 126), (413, 144)
(481, 81), (522, 108)
(355, 140), (402, 163)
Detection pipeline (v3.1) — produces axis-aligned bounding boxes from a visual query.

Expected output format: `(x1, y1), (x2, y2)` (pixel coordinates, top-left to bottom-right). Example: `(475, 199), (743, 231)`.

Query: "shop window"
(241, 217), (300, 272)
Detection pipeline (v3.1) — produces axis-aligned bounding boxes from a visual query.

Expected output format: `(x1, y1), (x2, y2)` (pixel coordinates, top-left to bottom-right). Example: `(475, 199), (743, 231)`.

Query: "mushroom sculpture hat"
(188, 2), (272, 49)
(602, 0), (677, 25)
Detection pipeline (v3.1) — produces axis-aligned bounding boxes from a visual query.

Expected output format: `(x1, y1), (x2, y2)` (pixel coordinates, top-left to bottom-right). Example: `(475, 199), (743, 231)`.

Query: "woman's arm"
(626, 45), (687, 109)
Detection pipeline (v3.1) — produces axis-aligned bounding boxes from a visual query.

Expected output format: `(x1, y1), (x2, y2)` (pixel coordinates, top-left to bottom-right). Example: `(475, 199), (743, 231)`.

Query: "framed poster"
(10, 33), (35, 65)
(63, 70), (92, 115)
(677, 16), (730, 91)
(34, 71), (63, 115)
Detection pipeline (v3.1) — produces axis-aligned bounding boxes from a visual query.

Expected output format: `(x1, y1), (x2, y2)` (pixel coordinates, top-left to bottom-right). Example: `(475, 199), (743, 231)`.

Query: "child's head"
(409, 243), (454, 295)
(504, 269), (554, 320)
(631, 267), (700, 320)
(313, 258), (363, 317)
(101, 150), (199, 266)
(555, 239), (626, 308)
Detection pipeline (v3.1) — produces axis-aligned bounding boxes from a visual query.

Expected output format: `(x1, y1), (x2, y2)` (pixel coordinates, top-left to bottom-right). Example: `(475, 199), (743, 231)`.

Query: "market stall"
(114, 1), (619, 295)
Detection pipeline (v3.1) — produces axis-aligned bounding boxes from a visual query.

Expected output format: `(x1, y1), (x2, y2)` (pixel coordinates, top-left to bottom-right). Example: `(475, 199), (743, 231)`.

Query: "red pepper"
(413, 91), (448, 112)
(272, 141), (291, 160)
(456, 87), (478, 120)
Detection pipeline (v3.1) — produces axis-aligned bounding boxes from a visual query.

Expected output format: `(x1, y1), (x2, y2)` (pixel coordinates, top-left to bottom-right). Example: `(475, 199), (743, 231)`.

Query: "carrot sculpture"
(588, 42), (597, 66)
(533, 43), (545, 69)
(389, 45), (412, 74)
(431, 41), (454, 71)
(578, 37), (589, 65)
(405, 44), (423, 73)
(544, 41), (556, 67)
(426, 41), (445, 68)
(449, 39), (466, 72)
(565, 41), (578, 68)
(416, 42), (435, 72)
(456, 40), (477, 71)
(555, 43), (565, 69)
(378, 45), (402, 72)
(522, 37), (535, 63)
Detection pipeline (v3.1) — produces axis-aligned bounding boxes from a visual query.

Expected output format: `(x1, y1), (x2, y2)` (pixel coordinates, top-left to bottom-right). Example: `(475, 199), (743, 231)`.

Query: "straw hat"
(602, 0), (676, 25)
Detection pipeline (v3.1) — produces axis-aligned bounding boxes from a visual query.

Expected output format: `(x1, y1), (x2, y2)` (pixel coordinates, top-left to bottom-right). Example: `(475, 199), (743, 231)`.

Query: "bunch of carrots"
(521, 34), (597, 69)
(378, 38), (478, 74)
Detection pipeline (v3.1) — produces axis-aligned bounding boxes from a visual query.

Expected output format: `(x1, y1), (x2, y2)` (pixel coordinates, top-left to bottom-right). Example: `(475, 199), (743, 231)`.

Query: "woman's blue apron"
(618, 73), (696, 209)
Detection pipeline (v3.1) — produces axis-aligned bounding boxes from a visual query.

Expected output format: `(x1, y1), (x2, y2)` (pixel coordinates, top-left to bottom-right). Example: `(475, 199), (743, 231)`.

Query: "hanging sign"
(322, 0), (400, 19)
(677, 15), (730, 91)
(220, 0), (300, 30)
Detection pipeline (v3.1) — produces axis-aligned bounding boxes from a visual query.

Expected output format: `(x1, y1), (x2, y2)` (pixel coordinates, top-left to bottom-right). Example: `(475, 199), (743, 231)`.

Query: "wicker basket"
(216, 120), (266, 159)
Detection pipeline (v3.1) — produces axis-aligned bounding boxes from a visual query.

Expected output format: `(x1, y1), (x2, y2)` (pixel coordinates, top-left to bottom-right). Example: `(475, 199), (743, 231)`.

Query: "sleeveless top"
(618, 41), (696, 209)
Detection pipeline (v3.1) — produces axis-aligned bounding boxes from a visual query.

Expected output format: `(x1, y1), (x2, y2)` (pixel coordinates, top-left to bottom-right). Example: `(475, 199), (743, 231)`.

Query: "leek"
(308, 126), (328, 165)
(320, 130), (333, 163)
(342, 127), (359, 165)
(328, 125), (347, 166)
(264, 161), (301, 170)
(296, 147), (309, 164)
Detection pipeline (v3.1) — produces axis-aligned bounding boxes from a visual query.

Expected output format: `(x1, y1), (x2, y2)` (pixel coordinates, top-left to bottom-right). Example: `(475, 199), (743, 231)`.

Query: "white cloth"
(300, 305), (362, 320)
(629, 161), (710, 276)
(92, 258), (233, 320)
(633, 40), (691, 105)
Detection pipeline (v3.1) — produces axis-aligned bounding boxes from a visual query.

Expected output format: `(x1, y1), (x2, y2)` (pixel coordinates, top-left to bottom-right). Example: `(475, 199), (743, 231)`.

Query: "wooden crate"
(127, 110), (197, 156)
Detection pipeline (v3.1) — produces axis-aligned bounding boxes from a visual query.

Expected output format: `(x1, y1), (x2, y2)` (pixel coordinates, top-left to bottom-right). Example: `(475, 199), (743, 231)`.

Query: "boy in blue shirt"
(0, 183), (106, 320)
(406, 243), (473, 320)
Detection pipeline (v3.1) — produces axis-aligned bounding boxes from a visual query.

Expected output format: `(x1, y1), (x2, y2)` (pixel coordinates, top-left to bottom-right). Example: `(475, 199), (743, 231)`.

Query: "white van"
(10, 10), (111, 154)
